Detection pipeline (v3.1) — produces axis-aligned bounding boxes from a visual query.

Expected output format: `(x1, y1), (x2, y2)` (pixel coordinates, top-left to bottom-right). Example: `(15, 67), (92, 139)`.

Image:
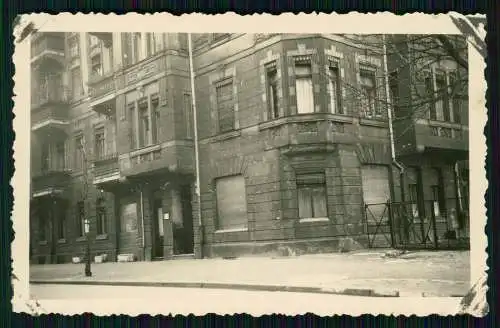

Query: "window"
(76, 201), (85, 237)
(71, 67), (82, 98)
(435, 74), (450, 121)
(133, 33), (142, 63)
(425, 75), (436, 120)
(266, 64), (279, 119)
(216, 79), (235, 133)
(409, 184), (419, 218)
(91, 54), (102, 76)
(295, 61), (314, 114)
(146, 33), (163, 56)
(296, 173), (328, 219)
(94, 127), (105, 160)
(184, 93), (193, 139)
(96, 198), (107, 235)
(328, 63), (342, 114)
(55, 142), (65, 170)
(68, 36), (79, 58)
(128, 102), (136, 148)
(138, 99), (150, 147)
(449, 72), (462, 123)
(151, 94), (160, 144)
(215, 175), (248, 230)
(75, 135), (84, 170)
(389, 71), (399, 111)
(360, 69), (377, 117)
(122, 33), (133, 66)
(41, 143), (50, 172)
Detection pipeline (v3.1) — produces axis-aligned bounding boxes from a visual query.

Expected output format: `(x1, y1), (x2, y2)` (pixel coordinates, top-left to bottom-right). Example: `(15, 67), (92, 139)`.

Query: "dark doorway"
(173, 185), (194, 255)
(152, 198), (164, 259)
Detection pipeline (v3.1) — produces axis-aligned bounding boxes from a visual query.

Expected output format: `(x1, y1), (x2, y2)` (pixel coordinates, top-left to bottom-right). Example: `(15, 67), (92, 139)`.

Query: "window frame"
(215, 175), (248, 231)
(96, 198), (107, 236)
(94, 126), (105, 161)
(215, 78), (235, 133)
(266, 62), (280, 119)
(296, 172), (328, 220)
(294, 59), (314, 114)
(70, 67), (83, 99)
(327, 61), (342, 114)
(359, 68), (378, 118)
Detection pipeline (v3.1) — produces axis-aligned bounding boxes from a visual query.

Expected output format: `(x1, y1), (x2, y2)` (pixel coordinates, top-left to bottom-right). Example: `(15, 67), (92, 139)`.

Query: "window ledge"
(214, 228), (248, 234)
(57, 238), (66, 244)
(359, 117), (388, 127)
(38, 240), (48, 245)
(259, 113), (354, 131)
(299, 217), (330, 223)
(96, 234), (108, 240)
(76, 236), (87, 242)
(211, 130), (241, 143)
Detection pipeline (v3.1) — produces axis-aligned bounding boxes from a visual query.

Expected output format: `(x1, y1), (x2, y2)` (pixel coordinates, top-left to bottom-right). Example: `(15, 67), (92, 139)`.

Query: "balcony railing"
(31, 33), (65, 59)
(32, 77), (70, 109)
(32, 168), (71, 194)
(88, 72), (116, 99)
(93, 153), (120, 183)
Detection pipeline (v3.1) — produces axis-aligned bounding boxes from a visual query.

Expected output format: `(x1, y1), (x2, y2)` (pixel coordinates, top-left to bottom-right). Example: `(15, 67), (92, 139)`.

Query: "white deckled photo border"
(11, 12), (487, 316)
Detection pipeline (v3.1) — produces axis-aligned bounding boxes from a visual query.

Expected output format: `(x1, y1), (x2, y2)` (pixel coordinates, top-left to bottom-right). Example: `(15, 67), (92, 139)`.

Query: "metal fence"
(364, 198), (469, 250)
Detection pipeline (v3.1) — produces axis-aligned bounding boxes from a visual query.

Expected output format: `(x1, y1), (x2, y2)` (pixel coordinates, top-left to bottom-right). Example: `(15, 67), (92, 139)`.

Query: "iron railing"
(364, 197), (469, 250)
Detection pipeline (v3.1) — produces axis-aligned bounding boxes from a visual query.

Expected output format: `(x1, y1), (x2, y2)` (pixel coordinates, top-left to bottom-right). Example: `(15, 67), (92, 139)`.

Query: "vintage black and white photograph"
(11, 13), (487, 316)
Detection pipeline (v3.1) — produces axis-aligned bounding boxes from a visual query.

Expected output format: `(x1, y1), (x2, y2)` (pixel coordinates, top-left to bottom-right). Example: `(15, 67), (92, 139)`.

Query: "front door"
(173, 185), (194, 255)
(152, 198), (164, 258)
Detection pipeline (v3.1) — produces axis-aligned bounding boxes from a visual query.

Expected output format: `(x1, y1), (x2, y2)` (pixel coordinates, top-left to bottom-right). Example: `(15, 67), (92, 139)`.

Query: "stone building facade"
(29, 33), (469, 264)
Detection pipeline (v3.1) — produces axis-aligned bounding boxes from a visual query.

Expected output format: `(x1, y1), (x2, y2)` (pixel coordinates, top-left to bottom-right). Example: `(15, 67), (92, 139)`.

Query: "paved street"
(30, 284), (463, 316)
(30, 250), (470, 297)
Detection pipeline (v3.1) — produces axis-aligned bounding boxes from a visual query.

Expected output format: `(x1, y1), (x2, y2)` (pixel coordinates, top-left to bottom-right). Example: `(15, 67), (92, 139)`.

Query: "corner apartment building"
(29, 32), (469, 264)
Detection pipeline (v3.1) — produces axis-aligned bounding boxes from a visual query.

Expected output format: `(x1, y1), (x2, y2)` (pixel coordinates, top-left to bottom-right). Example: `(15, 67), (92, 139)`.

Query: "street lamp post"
(84, 217), (92, 277)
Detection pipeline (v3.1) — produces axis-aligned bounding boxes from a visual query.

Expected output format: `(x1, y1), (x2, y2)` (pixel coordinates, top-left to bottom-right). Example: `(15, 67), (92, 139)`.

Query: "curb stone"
(29, 280), (464, 298)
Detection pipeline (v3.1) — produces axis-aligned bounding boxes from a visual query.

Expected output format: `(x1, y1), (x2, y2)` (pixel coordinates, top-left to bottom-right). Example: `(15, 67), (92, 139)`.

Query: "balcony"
(88, 32), (113, 47)
(121, 142), (194, 179)
(31, 80), (70, 134)
(396, 118), (468, 161)
(93, 153), (122, 187)
(88, 72), (117, 113)
(32, 168), (71, 198)
(30, 33), (66, 67)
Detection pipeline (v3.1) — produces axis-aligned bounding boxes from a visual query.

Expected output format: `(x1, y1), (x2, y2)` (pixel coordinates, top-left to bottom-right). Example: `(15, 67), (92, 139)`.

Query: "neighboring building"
(29, 33), (469, 264)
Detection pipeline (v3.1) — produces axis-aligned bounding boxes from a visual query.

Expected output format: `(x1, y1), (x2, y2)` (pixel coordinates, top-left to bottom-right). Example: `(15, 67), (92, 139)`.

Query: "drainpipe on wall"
(139, 184), (146, 260)
(382, 34), (406, 203)
(188, 33), (203, 258)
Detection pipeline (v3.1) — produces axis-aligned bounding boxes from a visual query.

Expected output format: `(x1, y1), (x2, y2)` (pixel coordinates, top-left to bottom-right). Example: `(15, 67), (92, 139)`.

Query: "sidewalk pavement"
(30, 249), (470, 298)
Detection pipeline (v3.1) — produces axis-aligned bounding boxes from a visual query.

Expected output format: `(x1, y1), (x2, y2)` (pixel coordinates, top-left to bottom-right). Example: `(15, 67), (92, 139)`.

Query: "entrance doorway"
(152, 197), (164, 259)
(173, 185), (194, 255)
